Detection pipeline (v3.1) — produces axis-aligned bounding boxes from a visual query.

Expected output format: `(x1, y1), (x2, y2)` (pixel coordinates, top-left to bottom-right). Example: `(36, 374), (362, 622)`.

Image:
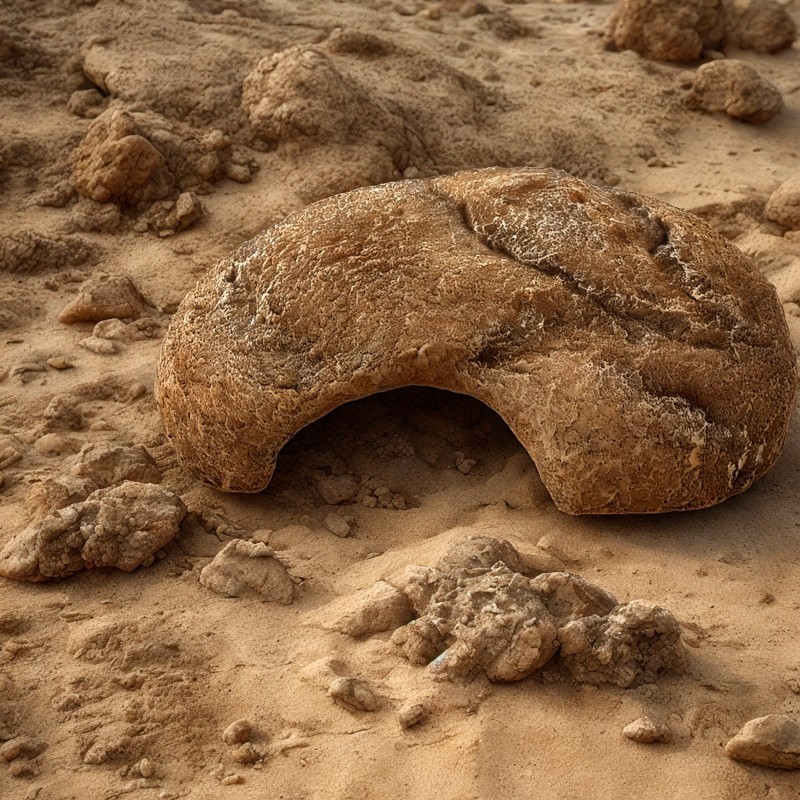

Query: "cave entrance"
(264, 386), (528, 508)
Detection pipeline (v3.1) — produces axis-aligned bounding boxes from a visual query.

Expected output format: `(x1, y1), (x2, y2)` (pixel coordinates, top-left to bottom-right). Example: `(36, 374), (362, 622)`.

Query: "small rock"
(221, 774), (244, 785)
(623, 716), (672, 743)
(725, 715), (800, 769)
(136, 757), (154, 778)
(59, 272), (146, 324)
(0, 738), (24, 761)
(67, 88), (108, 119)
(147, 192), (204, 236)
(231, 743), (260, 764)
(328, 677), (378, 712)
(765, 176), (800, 231)
(200, 540), (295, 603)
(46, 357), (73, 370)
(34, 433), (77, 457)
(398, 702), (427, 729)
(687, 60), (783, 124)
(72, 442), (161, 488)
(0, 481), (186, 581)
(0, 447), (21, 470)
(93, 317), (162, 341)
(79, 336), (117, 355)
(222, 719), (253, 746)
(323, 512), (350, 538)
(316, 474), (358, 505)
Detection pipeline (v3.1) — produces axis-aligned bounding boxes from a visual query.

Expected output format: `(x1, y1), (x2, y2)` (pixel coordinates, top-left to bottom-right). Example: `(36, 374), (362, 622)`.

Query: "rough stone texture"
(316, 474), (358, 505)
(392, 563), (560, 682)
(725, 715), (800, 768)
(324, 580), (414, 637)
(156, 167), (797, 515)
(71, 442), (162, 488)
(604, 0), (796, 61)
(604, 0), (725, 62)
(398, 702), (427, 729)
(558, 600), (688, 687)
(0, 481), (186, 582)
(327, 677), (378, 712)
(765, 176), (800, 231)
(222, 719), (252, 746)
(322, 512), (350, 538)
(531, 571), (618, 622)
(0, 231), (93, 274)
(436, 535), (530, 576)
(723, 0), (798, 53)
(145, 192), (203, 236)
(391, 537), (687, 687)
(687, 60), (783, 124)
(26, 475), (96, 521)
(59, 272), (145, 324)
(71, 107), (249, 208)
(623, 716), (673, 743)
(199, 539), (295, 603)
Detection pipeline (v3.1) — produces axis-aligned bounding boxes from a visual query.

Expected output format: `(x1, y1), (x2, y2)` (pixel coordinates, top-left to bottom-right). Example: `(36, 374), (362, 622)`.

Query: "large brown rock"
(156, 168), (797, 515)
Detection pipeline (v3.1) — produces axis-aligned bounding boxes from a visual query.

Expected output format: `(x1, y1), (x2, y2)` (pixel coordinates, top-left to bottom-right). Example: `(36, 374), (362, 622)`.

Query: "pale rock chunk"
(199, 540), (295, 604)
(71, 442), (162, 488)
(531, 571), (618, 621)
(328, 677), (378, 712)
(0, 481), (185, 581)
(687, 60), (783, 124)
(222, 719), (253, 746)
(623, 716), (672, 743)
(392, 563), (559, 682)
(323, 512), (350, 538)
(725, 715), (800, 769)
(766, 176), (800, 231)
(316, 474), (358, 505)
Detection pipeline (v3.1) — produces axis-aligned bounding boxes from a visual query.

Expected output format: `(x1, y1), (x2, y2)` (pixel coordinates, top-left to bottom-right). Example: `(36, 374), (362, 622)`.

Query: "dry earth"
(1, 1), (800, 799)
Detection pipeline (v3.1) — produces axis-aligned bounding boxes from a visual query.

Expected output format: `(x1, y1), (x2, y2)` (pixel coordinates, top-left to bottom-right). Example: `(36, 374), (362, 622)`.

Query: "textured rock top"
(156, 167), (797, 514)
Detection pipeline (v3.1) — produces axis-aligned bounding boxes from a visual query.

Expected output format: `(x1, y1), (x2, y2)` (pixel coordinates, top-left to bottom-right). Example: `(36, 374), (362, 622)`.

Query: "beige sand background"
(1, 1), (799, 798)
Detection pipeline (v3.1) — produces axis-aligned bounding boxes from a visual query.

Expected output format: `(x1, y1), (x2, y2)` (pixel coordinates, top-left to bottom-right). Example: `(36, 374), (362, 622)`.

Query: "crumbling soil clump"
(388, 537), (687, 687)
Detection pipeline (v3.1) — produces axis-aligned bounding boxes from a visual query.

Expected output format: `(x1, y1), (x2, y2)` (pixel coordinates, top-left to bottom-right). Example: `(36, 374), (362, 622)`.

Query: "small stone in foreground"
(398, 702), (427, 729)
(328, 677), (377, 712)
(222, 719), (253, 746)
(623, 717), (672, 743)
(687, 60), (783, 124)
(323, 512), (350, 538)
(200, 540), (295, 603)
(59, 272), (146, 324)
(725, 715), (800, 769)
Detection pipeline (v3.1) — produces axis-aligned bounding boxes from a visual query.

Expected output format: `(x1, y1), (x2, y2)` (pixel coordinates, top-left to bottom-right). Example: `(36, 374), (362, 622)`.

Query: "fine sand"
(1, 1), (799, 798)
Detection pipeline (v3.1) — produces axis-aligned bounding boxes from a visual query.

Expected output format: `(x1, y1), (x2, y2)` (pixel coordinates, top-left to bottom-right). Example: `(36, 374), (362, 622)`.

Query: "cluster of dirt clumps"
(0, 481), (185, 581)
(70, 107), (254, 235)
(331, 536), (688, 688)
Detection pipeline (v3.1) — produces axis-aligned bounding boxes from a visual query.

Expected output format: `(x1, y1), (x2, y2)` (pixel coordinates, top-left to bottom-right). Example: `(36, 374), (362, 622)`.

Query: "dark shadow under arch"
(263, 385), (530, 505)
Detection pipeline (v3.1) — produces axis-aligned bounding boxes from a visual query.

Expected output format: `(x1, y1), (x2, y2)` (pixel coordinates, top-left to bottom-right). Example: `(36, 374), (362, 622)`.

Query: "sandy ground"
(1, 0), (800, 798)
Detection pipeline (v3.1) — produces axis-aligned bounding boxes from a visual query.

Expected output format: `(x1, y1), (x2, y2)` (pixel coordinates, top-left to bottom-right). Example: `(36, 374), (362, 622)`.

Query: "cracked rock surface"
(156, 167), (797, 514)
